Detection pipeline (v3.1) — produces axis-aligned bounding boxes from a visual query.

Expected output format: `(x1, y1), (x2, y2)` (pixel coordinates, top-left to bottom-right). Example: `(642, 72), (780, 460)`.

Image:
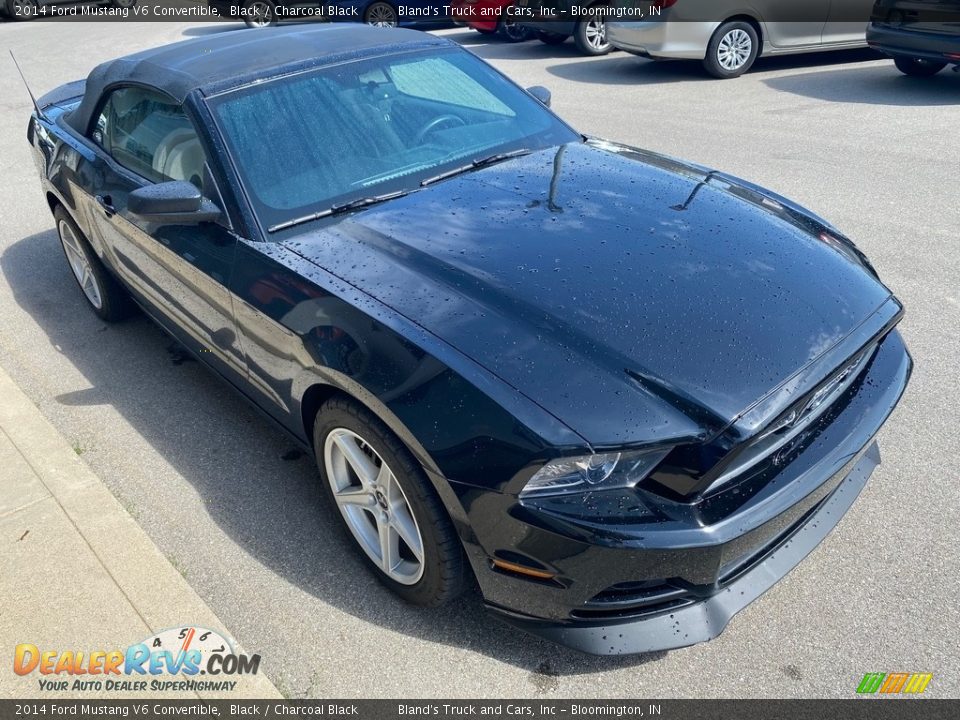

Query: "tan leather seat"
(153, 128), (206, 189)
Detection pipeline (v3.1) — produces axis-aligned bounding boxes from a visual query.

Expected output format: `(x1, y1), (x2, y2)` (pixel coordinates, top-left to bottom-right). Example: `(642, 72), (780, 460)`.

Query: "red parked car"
(450, 0), (533, 42)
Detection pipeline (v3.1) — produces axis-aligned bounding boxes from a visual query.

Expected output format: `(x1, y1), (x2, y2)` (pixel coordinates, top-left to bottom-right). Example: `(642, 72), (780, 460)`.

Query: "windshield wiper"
(420, 148), (533, 188)
(268, 189), (411, 233)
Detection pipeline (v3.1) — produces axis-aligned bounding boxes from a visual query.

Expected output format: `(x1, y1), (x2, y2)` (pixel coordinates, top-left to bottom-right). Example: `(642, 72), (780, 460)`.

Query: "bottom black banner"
(0, 700), (956, 720)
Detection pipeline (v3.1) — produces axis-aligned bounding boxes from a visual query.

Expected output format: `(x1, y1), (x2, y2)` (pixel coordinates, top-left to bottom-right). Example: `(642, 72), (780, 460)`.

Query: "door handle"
(95, 194), (116, 217)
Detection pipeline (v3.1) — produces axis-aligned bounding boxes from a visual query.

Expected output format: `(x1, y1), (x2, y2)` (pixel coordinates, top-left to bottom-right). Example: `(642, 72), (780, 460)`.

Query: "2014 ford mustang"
(26, 24), (911, 655)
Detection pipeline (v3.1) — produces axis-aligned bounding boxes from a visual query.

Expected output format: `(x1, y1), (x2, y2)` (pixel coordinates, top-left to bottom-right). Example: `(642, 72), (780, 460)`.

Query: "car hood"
(281, 140), (895, 447)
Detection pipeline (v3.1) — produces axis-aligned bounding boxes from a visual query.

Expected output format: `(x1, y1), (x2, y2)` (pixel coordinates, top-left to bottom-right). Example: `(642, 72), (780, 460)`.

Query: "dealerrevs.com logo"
(13, 626), (261, 693)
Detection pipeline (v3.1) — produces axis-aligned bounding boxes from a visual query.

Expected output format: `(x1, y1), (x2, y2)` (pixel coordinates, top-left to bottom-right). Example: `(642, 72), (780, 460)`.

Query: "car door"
(83, 86), (246, 385)
(822, 0), (875, 44)
(759, 0), (831, 47)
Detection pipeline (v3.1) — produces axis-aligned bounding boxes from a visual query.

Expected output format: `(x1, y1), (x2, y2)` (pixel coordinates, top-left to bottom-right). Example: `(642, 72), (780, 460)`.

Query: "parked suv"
(607, 0), (876, 78)
(867, 0), (960, 76)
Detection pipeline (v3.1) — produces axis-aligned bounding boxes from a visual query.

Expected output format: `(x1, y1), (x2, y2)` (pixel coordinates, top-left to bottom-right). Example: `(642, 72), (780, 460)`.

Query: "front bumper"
(866, 22), (960, 65)
(455, 329), (911, 654)
(493, 442), (879, 654)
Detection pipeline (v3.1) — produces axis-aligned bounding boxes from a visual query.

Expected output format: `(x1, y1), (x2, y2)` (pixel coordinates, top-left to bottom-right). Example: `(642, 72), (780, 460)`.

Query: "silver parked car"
(607, 0), (875, 78)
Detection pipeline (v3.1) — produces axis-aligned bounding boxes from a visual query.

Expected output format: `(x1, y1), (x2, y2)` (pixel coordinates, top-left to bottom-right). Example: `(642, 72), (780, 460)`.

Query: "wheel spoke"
(377, 463), (395, 498)
(378, 519), (398, 572)
(333, 433), (378, 487)
(391, 507), (423, 562)
(335, 488), (375, 508)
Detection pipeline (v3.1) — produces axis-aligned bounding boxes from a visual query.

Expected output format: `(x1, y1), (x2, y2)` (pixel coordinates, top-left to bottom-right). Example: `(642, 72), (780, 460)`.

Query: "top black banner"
(2, 0), (949, 25)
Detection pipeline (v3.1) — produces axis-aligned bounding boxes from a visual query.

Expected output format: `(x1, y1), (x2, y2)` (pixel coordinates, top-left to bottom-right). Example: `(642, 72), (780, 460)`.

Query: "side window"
(92, 87), (207, 189)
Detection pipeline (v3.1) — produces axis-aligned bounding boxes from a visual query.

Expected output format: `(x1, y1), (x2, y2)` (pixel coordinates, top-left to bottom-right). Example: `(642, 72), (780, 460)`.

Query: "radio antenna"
(9, 50), (48, 122)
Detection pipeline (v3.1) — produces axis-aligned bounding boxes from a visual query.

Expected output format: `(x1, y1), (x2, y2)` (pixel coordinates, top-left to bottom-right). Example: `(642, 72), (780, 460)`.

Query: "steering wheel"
(414, 114), (466, 144)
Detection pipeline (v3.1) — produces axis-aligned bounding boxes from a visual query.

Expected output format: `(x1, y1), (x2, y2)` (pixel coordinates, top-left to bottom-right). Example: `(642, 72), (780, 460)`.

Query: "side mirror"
(128, 181), (221, 225)
(526, 85), (552, 108)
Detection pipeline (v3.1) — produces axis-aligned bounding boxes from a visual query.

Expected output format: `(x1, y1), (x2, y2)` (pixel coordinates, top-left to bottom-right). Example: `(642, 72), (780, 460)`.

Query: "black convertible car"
(27, 25), (910, 654)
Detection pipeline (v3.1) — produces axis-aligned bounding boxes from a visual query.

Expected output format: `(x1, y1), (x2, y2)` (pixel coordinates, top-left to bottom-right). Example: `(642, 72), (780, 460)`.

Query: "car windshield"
(208, 47), (578, 234)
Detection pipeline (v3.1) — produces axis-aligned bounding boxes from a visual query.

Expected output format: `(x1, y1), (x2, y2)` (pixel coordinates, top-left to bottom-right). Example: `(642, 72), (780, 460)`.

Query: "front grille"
(698, 344), (876, 497)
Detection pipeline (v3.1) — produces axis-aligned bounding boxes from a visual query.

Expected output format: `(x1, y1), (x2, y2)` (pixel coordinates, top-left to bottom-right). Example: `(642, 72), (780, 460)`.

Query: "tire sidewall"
(705, 21), (759, 78)
(313, 402), (460, 607)
(54, 206), (131, 322)
(497, 17), (531, 43)
(364, 1), (398, 27)
(574, 18), (612, 55)
(9, 0), (39, 20)
(894, 56), (946, 76)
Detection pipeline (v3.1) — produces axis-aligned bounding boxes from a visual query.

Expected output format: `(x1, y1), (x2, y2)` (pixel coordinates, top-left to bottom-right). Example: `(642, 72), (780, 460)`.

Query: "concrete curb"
(0, 363), (282, 700)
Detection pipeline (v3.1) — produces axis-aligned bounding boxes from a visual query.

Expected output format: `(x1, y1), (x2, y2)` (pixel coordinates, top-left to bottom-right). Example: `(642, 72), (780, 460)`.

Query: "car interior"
(95, 87), (207, 191)
(210, 52), (558, 220)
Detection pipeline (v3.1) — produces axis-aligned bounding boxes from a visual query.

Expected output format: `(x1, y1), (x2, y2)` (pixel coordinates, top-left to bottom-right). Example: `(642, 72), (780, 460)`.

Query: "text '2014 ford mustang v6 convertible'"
(26, 25), (910, 655)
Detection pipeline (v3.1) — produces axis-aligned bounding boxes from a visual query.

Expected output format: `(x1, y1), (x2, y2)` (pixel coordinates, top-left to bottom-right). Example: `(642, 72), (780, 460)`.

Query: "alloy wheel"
(366, 3), (398, 27)
(717, 28), (752, 71)
(246, 0), (274, 27)
(324, 428), (425, 585)
(585, 20), (607, 51)
(58, 220), (103, 310)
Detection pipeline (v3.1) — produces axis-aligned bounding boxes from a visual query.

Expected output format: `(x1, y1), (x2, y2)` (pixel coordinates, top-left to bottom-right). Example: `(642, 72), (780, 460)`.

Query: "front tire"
(314, 397), (468, 607)
(893, 57), (946, 76)
(364, 1), (398, 27)
(243, 0), (277, 27)
(703, 21), (759, 78)
(573, 18), (612, 55)
(54, 206), (133, 322)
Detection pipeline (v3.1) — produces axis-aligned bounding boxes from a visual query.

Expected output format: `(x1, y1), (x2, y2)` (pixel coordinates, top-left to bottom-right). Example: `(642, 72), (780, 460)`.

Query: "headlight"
(520, 448), (671, 499)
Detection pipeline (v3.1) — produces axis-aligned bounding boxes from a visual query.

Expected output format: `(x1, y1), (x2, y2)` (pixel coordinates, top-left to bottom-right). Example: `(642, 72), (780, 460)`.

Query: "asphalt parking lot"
(1, 20), (958, 699)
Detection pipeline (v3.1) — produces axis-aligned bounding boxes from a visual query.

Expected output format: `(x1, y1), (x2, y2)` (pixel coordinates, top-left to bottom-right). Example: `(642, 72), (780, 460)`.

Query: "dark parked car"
(27, 25), (910, 654)
(867, 0), (960, 75)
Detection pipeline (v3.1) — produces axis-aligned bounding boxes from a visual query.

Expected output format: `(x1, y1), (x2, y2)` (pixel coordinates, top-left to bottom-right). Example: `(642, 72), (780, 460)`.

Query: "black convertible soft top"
(66, 24), (449, 135)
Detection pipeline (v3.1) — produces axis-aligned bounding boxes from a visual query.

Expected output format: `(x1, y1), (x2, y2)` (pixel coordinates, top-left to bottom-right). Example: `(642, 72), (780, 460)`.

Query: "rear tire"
(243, 0), (277, 28)
(703, 21), (759, 78)
(314, 397), (468, 607)
(497, 17), (533, 43)
(54, 206), (134, 322)
(893, 56), (946, 76)
(573, 17), (612, 56)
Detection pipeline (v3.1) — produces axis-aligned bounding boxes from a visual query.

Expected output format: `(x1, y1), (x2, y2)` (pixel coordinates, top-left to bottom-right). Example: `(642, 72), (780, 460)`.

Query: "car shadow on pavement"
(763, 63), (960, 106)
(2, 230), (668, 678)
(543, 48), (884, 86)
